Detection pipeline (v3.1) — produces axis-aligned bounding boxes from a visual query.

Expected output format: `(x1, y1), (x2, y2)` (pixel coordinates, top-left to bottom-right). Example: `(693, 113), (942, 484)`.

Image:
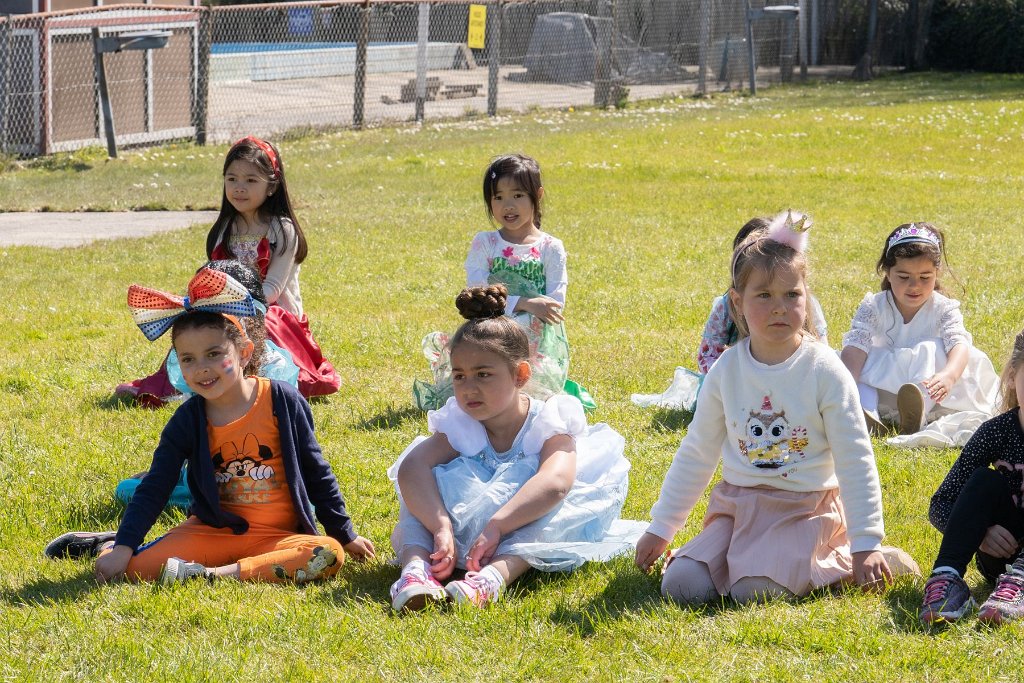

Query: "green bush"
(929, 0), (1024, 71)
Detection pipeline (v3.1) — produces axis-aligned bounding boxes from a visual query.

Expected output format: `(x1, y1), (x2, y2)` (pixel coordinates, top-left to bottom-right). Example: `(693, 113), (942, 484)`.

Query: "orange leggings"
(103, 517), (345, 583)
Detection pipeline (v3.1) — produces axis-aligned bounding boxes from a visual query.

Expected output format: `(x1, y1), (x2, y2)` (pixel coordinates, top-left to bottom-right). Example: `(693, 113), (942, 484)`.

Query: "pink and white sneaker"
(444, 571), (503, 607)
(390, 572), (446, 612)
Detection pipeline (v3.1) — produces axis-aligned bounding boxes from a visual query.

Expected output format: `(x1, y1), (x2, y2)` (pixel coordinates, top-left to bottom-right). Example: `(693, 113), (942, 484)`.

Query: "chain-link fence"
(0, 0), (901, 157)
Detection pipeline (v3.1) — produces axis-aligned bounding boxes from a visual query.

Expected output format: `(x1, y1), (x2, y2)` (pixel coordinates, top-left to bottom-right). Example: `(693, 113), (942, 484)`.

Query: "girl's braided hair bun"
(455, 284), (508, 320)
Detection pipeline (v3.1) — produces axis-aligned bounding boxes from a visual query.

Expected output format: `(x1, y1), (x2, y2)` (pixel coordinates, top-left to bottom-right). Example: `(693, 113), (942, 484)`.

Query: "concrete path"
(0, 211), (220, 248)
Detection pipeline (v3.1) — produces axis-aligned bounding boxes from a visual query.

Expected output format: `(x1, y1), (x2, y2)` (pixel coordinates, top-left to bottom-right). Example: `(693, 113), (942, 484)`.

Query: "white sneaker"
(897, 383), (926, 435)
(159, 557), (211, 585)
(445, 571), (503, 607)
(390, 572), (446, 612)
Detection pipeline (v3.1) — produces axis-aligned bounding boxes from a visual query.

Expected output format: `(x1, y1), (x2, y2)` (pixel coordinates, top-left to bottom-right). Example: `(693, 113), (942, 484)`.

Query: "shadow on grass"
(1, 573), (98, 606)
(354, 405), (423, 431)
(776, 72), (1024, 109)
(871, 71), (1024, 103)
(649, 408), (694, 432)
(323, 559), (399, 608)
(547, 570), (678, 637)
(92, 392), (155, 411)
(885, 580), (928, 632)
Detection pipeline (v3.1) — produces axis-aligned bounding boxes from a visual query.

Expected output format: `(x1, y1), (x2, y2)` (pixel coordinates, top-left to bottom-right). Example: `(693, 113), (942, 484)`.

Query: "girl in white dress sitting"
(840, 222), (998, 435)
(390, 285), (643, 611)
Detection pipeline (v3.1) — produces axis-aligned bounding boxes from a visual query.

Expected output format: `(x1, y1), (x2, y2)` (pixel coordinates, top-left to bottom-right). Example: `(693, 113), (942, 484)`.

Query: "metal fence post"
(798, 0), (808, 80)
(593, 0), (611, 107)
(353, 2), (369, 129)
(0, 15), (10, 155)
(746, 2), (757, 95)
(92, 27), (118, 158)
(193, 8), (211, 146)
(486, 0), (500, 117)
(696, 0), (711, 95)
(810, 0), (819, 66)
(415, 2), (429, 123)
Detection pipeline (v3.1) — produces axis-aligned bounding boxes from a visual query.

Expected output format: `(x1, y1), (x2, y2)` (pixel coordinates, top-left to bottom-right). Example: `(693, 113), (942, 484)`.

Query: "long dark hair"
(206, 137), (307, 264)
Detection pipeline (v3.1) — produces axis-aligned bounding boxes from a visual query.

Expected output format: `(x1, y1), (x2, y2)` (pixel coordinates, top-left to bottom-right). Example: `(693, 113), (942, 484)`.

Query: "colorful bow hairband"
(233, 136), (280, 179)
(886, 223), (940, 254)
(128, 268), (258, 342)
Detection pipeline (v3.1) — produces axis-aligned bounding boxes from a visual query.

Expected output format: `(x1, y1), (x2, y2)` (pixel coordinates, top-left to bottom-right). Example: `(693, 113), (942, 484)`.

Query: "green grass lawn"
(3, 72), (1024, 681)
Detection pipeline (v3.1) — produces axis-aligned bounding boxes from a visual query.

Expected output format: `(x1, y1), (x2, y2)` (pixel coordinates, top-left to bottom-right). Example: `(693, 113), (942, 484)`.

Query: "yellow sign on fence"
(467, 5), (486, 49)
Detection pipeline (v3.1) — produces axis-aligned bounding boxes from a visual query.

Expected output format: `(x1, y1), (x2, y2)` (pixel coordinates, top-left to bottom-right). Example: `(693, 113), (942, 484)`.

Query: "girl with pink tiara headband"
(840, 223), (998, 439)
(635, 211), (918, 605)
(115, 137), (340, 404)
(631, 215), (828, 413)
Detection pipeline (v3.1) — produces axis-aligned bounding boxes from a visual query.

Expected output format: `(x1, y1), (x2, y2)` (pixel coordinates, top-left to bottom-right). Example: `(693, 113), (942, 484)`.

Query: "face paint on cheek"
(222, 359), (235, 375)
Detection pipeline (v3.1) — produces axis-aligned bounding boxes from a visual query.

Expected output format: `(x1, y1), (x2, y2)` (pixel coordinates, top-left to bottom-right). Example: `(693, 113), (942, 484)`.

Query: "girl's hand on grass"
(343, 536), (377, 562)
(980, 524), (1019, 558)
(429, 525), (457, 580)
(521, 296), (564, 325)
(94, 545), (132, 584)
(466, 522), (502, 571)
(635, 532), (670, 574)
(852, 550), (892, 592)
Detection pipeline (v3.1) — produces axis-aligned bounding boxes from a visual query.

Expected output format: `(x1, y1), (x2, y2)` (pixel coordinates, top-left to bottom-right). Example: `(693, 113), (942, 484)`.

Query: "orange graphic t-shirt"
(207, 377), (299, 531)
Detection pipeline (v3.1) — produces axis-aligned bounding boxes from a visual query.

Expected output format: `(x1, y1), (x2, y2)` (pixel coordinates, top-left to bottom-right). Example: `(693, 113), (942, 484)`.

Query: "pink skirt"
(673, 481), (853, 596)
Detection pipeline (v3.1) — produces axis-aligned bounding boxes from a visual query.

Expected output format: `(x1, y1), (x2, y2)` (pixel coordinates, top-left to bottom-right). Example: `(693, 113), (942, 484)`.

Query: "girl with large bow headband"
(90, 266), (376, 586)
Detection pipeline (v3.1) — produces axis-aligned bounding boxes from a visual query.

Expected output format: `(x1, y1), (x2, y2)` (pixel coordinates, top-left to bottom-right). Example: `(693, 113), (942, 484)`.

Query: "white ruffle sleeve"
(841, 293), (877, 353)
(426, 396), (489, 456)
(935, 296), (971, 352)
(522, 394), (586, 455)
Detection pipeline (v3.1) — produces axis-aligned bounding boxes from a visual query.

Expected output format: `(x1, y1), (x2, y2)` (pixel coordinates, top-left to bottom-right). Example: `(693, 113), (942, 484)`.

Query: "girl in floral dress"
(632, 214), (827, 413)
(414, 154), (592, 411)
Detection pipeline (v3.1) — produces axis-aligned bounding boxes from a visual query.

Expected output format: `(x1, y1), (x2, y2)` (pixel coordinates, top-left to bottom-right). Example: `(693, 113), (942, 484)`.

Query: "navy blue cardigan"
(114, 380), (357, 551)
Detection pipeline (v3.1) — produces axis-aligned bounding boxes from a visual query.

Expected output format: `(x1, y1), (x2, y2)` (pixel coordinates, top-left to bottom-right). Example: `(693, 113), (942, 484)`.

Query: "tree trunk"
(852, 0), (878, 80)
(907, 0), (936, 70)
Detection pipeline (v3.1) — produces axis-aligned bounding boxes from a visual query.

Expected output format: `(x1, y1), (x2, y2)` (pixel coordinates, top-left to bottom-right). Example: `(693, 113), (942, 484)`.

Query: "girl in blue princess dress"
(391, 285), (643, 611)
(414, 153), (593, 411)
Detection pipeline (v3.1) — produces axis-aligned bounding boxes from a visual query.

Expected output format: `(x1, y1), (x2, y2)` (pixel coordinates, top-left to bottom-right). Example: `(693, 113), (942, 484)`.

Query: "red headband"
(233, 136), (280, 179)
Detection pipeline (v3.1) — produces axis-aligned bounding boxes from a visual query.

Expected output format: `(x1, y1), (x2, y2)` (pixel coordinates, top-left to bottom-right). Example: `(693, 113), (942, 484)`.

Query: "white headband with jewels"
(886, 223), (940, 254)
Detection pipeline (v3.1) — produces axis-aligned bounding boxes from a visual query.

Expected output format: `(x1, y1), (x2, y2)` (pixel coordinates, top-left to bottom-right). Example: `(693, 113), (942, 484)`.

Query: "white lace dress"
(842, 290), (998, 420)
(389, 394), (645, 571)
